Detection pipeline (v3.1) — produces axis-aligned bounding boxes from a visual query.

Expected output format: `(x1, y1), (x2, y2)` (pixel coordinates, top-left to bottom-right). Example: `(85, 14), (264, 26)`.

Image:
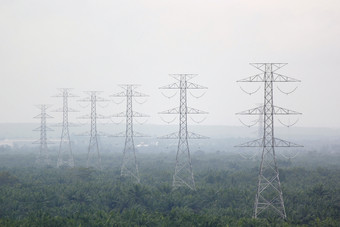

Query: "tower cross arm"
(78, 97), (110, 102)
(159, 107), (180, 114)
(236, 106), (301, 115)
(235, 138), (303, 147)
(187, 107), (208, 114)
(79, 114), (108, 119)
(34, 114), (53, 119)
(110, 131), (148, 138)
(235, 138), (263, 147)
(96, 114), (110, 119)
(52, 93), (78, 98)
(132, 111), (149, 117)
(158, 132), (178, 139)
(110, 112), (126, 117)
(52, 88), (78, 98)
(53, 107), (78, 112)
(274, 138), (303, 147)
(170, 74), (197, 81)
(33, 126), (54, 131)
(250, 63), (288, 72)
(110, 91), (127, 97)
(237, 73), (265, 82)
(158, 132), (208, 139)
(273, 73), (301, 82)
(186, 82), (208, 89)
(132, 90), (149, 97)
(52, 122), (79, 127)
(187, 132), (209, 139)
(159, 82), (180, 89)
(95, 97), (110, 102)
(159, 107), (208, 114)
(273, 106), (302, 115)
(236, 106), (264, 115)
(33, 140), (54, 144)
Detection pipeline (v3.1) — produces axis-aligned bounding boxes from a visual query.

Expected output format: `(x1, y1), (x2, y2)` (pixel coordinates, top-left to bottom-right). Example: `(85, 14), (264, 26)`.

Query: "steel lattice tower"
(159, 74), (208, 190)
(78, 91), (108, 169)
(53, 88), (77, 168)
(111, 85), (148, 183)
(236, 63), (302, 219)
(33, 105), (53, 166)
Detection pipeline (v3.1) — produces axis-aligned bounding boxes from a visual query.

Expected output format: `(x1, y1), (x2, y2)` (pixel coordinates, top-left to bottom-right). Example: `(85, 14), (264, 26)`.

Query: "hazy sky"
(0, 0), (340, 127)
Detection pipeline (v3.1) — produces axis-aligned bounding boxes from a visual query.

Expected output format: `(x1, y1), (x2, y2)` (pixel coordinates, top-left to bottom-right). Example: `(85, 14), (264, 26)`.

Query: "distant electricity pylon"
(236, 63), (302, 219)
(53, 88), (77, 168)
(33, 105), (53, 166)
(159, 74), (208, 190)
(78, 91), (109, 169)
(111, 85), (148, 183)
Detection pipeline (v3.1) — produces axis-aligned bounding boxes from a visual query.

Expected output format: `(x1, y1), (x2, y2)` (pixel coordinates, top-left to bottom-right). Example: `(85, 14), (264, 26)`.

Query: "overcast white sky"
(0, 0), (340, 127)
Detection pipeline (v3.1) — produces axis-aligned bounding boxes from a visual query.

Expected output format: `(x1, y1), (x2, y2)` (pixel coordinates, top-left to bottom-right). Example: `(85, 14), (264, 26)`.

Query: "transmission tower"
(159, 74), (208, 190)
(53, 88), (77, 168)
(236, 63), (302, 219)
(111, 85), (148, 183)
(78, 91), (109, 169)
(33, 105), (53, 166)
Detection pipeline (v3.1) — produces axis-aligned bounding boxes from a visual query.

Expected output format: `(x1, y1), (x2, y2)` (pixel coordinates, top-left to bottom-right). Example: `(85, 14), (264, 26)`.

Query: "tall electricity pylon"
(159, 74), (208, 190)
(33, 105), (53, 166)
(78, 91), (108, 169)
(236, 63), (302, 219)
(53, 88), (77, 168)
(111, 85), (148, 183)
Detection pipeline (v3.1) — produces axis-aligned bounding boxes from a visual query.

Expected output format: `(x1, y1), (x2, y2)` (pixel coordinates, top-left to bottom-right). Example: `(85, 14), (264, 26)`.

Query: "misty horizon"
(1, 0), (340, 128)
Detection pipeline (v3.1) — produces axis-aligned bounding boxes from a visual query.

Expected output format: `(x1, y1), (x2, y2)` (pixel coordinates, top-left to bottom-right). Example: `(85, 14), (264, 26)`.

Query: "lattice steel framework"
(53, 88), (77, 168)
(236, 63), (302, 219)
(33, 105), (53, 166)
(78, 91), (108, 169)
(159, 74), (208, 190)
(111, 85), (148, 183)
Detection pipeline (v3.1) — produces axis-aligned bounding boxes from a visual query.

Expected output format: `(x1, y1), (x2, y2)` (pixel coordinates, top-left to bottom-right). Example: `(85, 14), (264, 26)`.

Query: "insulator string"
(161, 91), (177, 99)
(189, 90), (207, 99)
(160, 116), (177, 124)
(238, 118), (259, 128)
(239, 85), (261, 95)
(277, 85), (298, 95)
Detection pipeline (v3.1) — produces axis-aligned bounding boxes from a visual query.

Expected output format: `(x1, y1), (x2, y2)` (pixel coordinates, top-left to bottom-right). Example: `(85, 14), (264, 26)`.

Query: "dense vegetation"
(0, 151), (339, 226)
